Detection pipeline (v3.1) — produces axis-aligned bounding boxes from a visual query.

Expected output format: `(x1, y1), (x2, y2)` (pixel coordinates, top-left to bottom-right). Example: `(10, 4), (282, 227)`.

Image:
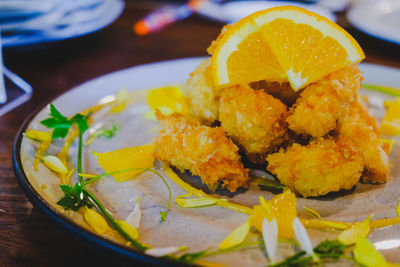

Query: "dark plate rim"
(11, 60), (196, 266)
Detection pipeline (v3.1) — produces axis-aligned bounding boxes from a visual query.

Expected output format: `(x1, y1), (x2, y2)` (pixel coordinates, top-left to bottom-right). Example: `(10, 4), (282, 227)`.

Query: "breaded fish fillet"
(249, 81), (300, 106)
(267, 137), (363, 197)
(154, 112), (249, 192)
(286, 65), (363, 137)
(219, 84), (288, 164)
(183, 58), (219, 125)
(337, 100), (389, 183)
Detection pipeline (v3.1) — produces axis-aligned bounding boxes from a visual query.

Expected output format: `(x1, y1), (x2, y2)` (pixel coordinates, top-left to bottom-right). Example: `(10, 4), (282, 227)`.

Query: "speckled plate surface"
(13, 58), (400, 265)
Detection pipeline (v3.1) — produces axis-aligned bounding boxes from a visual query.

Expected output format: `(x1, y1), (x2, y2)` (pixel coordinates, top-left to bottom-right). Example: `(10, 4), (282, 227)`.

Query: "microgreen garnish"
(41, 104), (89, 139)
(270, 239), (348, 267)
(313, 240), (346, 259)
(85, 122), (120, 145)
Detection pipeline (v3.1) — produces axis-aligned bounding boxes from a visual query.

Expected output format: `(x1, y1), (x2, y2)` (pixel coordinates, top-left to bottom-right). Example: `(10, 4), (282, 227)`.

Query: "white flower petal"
(145, 246), (186, 257)
(125, 196), (141, 229)
(262, 218), (278, 264)
(293, 217), (313, 256)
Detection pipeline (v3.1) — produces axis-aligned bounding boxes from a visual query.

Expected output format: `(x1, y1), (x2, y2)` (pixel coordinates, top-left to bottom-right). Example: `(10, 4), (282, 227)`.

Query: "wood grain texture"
(1, 1), (400, 266)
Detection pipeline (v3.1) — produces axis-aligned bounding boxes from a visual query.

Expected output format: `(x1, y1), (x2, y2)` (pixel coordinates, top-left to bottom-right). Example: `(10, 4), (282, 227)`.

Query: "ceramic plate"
(197, 1), (336, 23)
(347, 0), (400, 45)
(13, 58), (400, 266)
(3, 0), (124, 47)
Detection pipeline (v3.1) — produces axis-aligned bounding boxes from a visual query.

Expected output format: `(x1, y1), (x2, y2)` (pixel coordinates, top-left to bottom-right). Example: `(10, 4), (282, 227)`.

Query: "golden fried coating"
(183, 58), (219, 125)
(249, 81), (300, 106)
(337, 100), (389, 183)
(286, 65), (363, 137)
(219, 84), (288, 164)
(154, 112), (249, 192)
(267, 137), (363, 198)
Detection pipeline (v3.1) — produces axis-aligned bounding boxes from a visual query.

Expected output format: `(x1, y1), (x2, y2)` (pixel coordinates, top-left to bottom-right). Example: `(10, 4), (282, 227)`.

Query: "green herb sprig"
(57, 183), (93, 211)
(85, 122), (120, 145)
(44, 104), (148, 251)
(41, 104), (89, 139)
(270, 239), (348, 267)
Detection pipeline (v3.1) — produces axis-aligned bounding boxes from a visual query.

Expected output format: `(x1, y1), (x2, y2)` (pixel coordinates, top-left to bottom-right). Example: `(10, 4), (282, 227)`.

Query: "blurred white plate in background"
(347, 0), (400, 45)
(197, 1), (336, 23)
(1, 0), (124, 47)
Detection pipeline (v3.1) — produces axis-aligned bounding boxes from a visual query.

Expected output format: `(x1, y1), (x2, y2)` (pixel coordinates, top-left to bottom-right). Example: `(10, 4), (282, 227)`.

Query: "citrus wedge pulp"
(211, 6), (365, 91)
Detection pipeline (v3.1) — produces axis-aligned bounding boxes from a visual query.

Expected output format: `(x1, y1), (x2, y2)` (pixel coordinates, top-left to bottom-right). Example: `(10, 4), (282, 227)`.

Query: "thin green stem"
(202, 241), (263, 258)
(81, 167), (171, 222)
(77, 132), (83, 184)
(147, 168), (171, 222)
(82, 188), (148, 251)
(80, 167), (152, 186)
(362, 83), (400, 97)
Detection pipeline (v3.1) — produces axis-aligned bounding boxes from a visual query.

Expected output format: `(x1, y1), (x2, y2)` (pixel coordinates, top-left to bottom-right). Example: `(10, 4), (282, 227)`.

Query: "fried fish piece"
(219, 84), (288, 164)
(286, 65), (363, 137)
(337, 100), (389, 183)
(183, 58), (220, 125)
(267, 137), (363, 198)
(154, 112), (249, 192)
(249, 81), (300, 106)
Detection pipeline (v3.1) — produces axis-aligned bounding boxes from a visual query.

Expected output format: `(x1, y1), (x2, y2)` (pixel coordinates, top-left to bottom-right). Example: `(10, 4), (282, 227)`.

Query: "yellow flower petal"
(95, 144), (155, 182)
(219, 220), (250, 249)
(354, 237), (388, 267)
(110, 88), (129, 113)
(302, 206), (321, 218)
(147, 86), (188, 115)
(24, 129), (51, 141)
(117, 220), (139, 239)
(196, 260), (228, 267)
(301, 219), (349, 230)
(397, 198), (400, 217)
(42, 155), (68, 174)
(338, 215), (373, 245)
(84, 208), (111, 234)
(176, 193), (227, 208)
(143, 110), (157, 120)
(381, 98), (400, 135)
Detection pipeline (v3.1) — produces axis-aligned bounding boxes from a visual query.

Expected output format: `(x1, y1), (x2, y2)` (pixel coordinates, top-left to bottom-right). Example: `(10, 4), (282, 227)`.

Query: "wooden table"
(1, 2), (400, 266)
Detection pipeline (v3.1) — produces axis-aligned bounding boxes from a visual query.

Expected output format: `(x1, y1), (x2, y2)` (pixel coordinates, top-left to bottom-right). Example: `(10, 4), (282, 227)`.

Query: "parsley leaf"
(56, 183), (92, 211)
(41, 104), (89, 139)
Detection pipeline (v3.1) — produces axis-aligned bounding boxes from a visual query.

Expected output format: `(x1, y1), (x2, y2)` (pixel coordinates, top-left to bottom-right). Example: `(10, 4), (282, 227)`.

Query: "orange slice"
(211, 6), (365, 91)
